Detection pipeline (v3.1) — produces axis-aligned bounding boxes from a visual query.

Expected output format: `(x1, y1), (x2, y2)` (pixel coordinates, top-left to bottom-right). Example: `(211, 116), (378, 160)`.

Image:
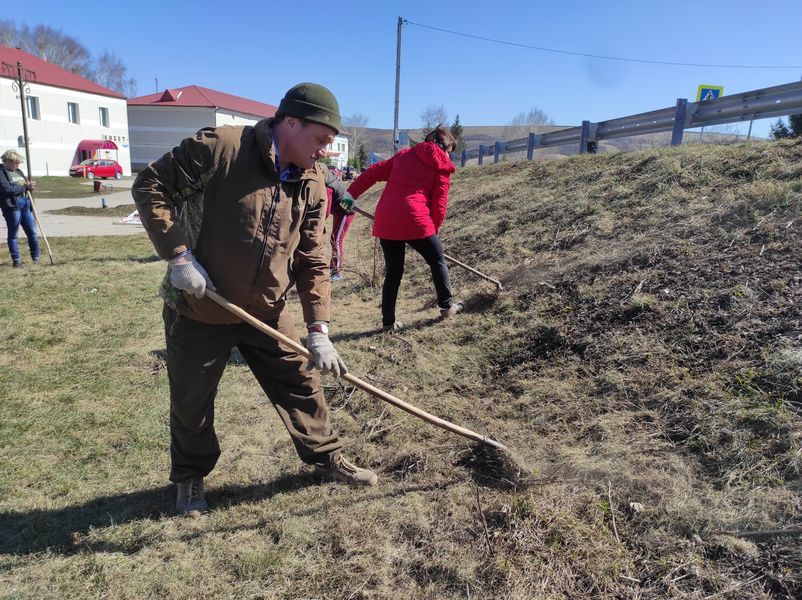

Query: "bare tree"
(94, 50), (137, 96)
(20, 24), (92, 77)
(342, 113), (369, 159)
(420, 104), (448, 134)
(0, 20), (136, 95)
(503, 107), (555, 139)
(0, 19), (18, 47)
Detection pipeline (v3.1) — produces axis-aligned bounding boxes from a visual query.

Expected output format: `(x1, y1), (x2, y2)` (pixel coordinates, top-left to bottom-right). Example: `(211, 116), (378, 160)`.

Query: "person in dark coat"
(0, 150), (39, 268)
(347, 127), (462, 330)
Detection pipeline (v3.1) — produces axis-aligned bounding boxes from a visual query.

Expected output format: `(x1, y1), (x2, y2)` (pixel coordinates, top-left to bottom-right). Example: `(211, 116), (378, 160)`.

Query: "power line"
(405, 20), (802, 70)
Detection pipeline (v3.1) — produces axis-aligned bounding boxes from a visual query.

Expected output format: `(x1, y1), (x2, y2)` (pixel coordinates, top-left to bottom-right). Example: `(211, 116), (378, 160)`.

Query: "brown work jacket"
(133, 118), (331, 325)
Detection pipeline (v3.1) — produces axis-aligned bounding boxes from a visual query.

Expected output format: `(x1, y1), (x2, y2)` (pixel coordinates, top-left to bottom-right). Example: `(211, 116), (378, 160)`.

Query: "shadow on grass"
(89, 255), (162, 264)
(0, 473), (468, 556)
(0, 473), (318, 556)
(45, 255), (161, 265)
(330, 316), (442, 344)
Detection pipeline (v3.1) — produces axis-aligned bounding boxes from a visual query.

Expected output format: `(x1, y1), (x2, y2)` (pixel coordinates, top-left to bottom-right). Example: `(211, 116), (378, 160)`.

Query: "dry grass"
(1, 139), (800, 598)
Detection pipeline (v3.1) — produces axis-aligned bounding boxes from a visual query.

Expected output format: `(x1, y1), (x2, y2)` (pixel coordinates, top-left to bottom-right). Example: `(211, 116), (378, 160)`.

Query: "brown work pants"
(163, 304), (342, 483)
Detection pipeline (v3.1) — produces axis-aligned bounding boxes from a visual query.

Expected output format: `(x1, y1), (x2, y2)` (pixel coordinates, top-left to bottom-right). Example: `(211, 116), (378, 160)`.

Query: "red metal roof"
(0, 45), (125, 99)
(128, 85), (278, 118)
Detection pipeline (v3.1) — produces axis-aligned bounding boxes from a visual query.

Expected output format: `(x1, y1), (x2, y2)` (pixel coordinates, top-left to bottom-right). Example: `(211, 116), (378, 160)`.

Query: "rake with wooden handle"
(350, 206), (503, 291)
(205, 289), (506, 450)
(27, 191), (54, 265)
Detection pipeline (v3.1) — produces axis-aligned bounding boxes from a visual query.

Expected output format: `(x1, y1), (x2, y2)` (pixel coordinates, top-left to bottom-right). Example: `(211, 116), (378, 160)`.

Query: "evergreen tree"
(770, 118), (792, 140)
(450, 114), (466, 152)
(789, 114), (802, 137)
(358, 145), (369, 169)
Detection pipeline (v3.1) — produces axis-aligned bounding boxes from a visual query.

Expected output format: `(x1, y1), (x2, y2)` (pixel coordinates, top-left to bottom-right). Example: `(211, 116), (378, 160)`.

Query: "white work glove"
(305, 322), (347, 377)
(169, 252), (216, 299)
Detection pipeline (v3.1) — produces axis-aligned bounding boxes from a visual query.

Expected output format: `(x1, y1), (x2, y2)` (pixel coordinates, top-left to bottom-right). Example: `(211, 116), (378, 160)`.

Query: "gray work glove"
(169, 252), (216, 299)
(305, 322), (347, 377)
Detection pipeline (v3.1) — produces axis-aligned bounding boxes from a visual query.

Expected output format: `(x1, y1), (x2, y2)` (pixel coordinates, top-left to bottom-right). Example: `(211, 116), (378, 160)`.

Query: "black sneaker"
(12, 260), (24, 269)
(176, 477), (207, 515)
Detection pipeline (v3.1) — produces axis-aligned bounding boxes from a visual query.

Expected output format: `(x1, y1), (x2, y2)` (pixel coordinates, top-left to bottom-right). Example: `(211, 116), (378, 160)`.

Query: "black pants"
(379, 235), (454, 326)
(163, 305), (342, 483)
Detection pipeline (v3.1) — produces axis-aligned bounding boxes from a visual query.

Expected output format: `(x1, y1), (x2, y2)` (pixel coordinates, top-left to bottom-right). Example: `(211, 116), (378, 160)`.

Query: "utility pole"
(15, 62), (32, 177)
(392, 17), (404, 155)
(11, 60), (54, 264)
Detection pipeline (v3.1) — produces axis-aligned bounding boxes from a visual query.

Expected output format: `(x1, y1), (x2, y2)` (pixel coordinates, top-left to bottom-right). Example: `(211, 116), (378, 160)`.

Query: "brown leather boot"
(314, 453), (378, 486)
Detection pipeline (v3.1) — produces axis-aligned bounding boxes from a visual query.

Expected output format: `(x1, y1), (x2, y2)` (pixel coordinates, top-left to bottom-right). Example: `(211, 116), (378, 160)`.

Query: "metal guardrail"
(458, 80), (802, 165)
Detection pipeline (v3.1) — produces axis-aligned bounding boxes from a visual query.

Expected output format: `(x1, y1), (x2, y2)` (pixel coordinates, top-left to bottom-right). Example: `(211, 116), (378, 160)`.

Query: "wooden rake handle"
(26, 191), (54, 265)
(205, 289), (506, 450)
(350, 206), (503, 291)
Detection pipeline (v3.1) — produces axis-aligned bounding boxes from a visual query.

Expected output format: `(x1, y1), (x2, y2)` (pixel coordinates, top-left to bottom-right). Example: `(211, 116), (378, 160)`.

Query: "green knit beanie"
(276, 82), (341, 134)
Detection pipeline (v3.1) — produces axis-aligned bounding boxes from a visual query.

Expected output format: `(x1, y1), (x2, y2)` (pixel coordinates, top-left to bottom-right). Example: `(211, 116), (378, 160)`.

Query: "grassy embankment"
(1, 140), (800, 598)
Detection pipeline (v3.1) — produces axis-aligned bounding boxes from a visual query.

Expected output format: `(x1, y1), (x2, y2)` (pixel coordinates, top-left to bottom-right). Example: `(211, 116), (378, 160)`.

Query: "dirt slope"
(320, 138), (801, 597)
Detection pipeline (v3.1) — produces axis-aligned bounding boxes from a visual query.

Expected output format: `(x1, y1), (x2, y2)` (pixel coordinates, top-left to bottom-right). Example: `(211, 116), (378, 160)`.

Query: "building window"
(26, 96), (40, 120)
(99, 107), (109, 127)
(67, 102), (80, 124)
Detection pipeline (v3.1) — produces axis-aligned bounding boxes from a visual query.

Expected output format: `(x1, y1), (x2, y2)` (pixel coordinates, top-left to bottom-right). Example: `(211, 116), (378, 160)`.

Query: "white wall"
(326, 134), (349, 169)
(214, 109), (261, 128)
(127, 106), (215, 171)
(0, 79), (131, 176)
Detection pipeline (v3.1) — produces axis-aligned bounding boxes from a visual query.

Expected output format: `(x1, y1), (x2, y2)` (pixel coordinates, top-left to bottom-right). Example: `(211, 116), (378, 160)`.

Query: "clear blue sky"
(26, 0), (802, 138)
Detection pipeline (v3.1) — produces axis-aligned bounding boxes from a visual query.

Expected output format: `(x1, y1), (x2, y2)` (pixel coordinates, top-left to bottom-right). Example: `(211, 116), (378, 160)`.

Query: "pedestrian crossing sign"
(696, 85), (724, 102)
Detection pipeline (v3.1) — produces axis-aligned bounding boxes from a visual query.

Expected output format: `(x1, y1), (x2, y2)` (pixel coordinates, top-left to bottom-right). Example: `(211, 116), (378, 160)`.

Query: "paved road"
(1, 178), (146, 240)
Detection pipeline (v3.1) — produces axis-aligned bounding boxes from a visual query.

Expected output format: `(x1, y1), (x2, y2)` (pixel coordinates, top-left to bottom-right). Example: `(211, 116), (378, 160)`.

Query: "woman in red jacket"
(348, 127), (462, 331)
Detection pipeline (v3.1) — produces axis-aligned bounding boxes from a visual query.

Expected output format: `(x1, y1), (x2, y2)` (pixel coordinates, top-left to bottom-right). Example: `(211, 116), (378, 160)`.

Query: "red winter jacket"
(348, 141), (455, 240)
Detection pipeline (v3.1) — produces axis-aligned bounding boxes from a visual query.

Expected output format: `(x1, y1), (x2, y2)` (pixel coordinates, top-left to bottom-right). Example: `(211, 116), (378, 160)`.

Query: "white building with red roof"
(0, 46), (131, 176)
(127, 85), (278, 171)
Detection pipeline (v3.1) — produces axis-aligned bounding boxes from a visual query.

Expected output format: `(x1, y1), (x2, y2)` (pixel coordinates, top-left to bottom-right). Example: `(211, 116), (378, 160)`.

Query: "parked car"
(69, 159), (123, 180)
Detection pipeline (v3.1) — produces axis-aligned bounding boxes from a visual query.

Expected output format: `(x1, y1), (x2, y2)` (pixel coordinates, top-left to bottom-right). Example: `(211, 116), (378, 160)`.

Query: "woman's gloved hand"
(339, 191), (356, 214)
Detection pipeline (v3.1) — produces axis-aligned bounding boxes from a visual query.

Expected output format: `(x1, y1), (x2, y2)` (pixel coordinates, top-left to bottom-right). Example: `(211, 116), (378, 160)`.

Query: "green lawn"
(33, 176), (115, 199)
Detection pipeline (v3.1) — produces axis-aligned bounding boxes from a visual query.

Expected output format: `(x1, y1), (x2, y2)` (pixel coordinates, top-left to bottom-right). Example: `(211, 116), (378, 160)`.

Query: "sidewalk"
(2, 178), (145, 239)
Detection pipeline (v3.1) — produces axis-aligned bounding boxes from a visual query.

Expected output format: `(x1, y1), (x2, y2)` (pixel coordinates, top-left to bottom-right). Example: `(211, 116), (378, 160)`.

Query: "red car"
(69, 159), (123, 180)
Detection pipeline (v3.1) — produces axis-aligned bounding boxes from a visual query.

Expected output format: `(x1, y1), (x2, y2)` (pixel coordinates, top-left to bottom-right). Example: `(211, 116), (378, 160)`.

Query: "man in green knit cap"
(134, 82), (377, 516)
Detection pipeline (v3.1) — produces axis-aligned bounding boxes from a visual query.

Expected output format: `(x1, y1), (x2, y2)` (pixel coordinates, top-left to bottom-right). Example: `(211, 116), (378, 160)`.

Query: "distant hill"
(359, 125), (563, 157)
(355, 125), (752, 162)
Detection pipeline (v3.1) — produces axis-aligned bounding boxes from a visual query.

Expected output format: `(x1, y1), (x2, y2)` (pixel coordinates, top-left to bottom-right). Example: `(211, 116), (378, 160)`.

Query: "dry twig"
(714, 527), (802, 538)
(608, 480), (620, 543)
(366, 407), (387, 439)
(475, 486), (494, 556)
(701, 575), (763, 599)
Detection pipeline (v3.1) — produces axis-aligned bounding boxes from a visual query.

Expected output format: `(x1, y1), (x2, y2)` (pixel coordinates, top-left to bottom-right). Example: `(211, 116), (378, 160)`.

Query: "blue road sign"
(697, 85), (724, 102)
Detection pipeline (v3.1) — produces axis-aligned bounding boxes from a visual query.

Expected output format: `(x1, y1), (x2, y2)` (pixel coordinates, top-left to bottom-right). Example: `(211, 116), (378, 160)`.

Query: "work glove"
(305, 322), (348, 377)
(339, 191), (355, 214)
(169, 252), (216, 299)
